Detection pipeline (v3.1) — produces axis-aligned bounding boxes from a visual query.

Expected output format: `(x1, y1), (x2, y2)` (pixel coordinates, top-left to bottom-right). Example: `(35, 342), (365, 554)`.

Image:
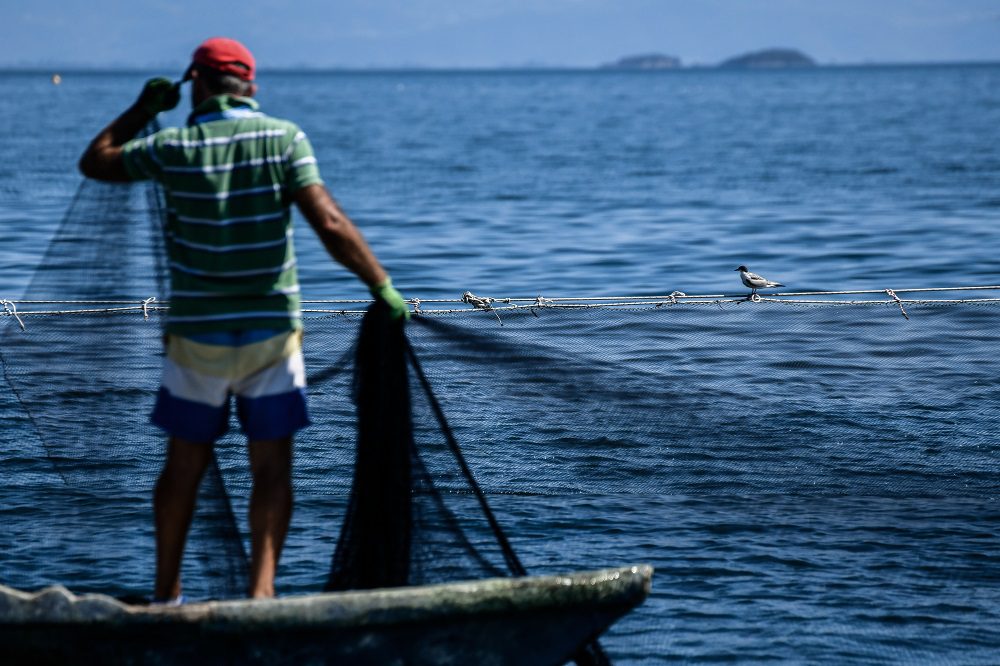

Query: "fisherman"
(79, 37), (409, 601)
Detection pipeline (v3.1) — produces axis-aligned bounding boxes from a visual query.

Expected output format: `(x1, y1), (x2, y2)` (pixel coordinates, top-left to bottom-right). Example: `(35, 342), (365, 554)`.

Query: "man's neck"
(188, 95), (260, 126)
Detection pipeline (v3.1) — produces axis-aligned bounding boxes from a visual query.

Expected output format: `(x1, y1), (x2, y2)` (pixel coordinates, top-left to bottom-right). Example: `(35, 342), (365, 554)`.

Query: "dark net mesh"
(2, 177), (1000, 663)
(0, 177), (615, 661)
(2, 177), (248, 601)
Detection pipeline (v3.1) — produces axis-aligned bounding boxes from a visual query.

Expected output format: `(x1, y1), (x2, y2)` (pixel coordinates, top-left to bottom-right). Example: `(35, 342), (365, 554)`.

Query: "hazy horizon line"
(3, 58), (1000, 74)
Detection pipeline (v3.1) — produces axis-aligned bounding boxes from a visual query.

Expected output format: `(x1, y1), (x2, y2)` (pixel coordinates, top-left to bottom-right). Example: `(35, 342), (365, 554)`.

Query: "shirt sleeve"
(121, 132), (166, 182)
(284, 128), (324, 191)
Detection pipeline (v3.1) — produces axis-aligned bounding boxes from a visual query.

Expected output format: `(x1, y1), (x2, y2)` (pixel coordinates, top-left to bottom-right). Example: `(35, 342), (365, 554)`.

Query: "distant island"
(599, 48), (817, 70)
(601, 53), (682, 70)
(719, 48), (816, 69)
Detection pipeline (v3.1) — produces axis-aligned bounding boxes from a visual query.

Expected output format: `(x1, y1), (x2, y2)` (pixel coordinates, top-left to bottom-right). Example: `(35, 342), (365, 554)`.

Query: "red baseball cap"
(191, 37), (256, 81)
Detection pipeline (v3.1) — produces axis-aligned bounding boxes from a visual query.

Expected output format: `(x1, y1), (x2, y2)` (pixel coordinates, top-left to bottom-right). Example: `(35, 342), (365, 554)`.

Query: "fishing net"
(0, 175), (613, 664)
(3, 176), (1000, 664)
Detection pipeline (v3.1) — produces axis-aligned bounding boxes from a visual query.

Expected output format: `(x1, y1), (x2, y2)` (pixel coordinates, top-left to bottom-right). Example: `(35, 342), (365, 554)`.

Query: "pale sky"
(2, 0), (999, 69)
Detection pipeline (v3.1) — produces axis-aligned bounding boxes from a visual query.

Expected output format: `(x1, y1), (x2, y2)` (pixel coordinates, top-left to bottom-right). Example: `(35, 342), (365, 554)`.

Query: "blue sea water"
(2, 66), (1000, 664)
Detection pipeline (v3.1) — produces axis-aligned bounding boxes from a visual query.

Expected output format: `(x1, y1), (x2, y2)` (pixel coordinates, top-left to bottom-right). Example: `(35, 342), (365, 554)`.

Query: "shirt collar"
(187, 95), (262, 126)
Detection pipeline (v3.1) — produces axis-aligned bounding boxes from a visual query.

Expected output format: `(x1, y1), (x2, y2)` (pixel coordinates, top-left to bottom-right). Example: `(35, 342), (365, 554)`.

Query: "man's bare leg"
(153, 437), (212, 600)
(247, 436), (293, 598)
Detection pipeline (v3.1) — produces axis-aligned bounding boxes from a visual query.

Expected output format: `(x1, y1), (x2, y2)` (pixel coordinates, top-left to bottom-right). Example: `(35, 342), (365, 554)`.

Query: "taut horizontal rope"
(5, 285), (1000, 325)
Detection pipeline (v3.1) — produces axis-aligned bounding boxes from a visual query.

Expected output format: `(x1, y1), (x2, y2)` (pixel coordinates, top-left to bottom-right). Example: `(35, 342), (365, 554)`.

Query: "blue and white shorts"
(152, 329), (310, 442)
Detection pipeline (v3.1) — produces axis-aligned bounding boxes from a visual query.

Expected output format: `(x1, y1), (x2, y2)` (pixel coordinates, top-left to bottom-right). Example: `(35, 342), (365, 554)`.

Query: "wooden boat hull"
(0, 565), (652, 665)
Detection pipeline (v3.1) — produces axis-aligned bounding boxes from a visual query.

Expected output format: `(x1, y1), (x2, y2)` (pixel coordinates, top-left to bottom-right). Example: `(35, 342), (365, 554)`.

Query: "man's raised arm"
(79, 78), (180, 182)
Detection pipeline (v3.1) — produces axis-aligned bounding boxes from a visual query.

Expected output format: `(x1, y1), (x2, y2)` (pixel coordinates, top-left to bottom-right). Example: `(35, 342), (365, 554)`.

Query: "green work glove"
(370, 277), (410, 321)
(136, 77), (181, 117)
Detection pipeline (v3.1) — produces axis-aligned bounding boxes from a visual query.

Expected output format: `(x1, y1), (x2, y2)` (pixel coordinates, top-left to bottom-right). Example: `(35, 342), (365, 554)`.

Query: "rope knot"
(141, 297), (156, 320)
(461, 291), (503, 325)
(529, 295), (552, 318)
(2, 300), (25, 331)
(411, 298), (422, 315)
(885, 289), (910, 320)
(462, 291), (495, 309)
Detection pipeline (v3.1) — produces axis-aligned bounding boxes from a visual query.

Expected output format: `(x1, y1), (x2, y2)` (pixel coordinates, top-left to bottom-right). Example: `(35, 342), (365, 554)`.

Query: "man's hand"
(137, 78), (181, 118)
(371, 278), (411, 320)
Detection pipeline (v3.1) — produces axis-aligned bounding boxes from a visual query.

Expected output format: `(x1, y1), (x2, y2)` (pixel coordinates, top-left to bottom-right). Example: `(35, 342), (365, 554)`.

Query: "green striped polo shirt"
(122, 94), (323, 334)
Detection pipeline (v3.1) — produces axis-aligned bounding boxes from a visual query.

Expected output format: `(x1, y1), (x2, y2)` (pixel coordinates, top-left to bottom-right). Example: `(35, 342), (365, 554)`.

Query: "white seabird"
(735, 265), (784, 296)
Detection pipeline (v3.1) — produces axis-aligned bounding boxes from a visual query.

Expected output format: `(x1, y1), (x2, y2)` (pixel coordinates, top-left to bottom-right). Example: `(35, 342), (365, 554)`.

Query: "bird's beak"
(733, 268), (740, 271)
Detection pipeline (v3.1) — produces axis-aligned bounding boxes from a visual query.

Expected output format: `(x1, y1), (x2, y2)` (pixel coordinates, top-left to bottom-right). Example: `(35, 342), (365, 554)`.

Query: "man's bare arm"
(80, 78), (179, 182)
(293, 184), (389, 288)
(78, 104), (149, 182)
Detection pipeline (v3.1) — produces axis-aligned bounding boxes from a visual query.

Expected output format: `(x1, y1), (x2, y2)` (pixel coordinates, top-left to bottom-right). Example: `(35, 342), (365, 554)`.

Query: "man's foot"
(150, 594), (186, 607)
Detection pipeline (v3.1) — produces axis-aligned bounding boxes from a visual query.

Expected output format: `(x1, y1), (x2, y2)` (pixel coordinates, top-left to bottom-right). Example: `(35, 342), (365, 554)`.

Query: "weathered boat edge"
(1, 565), (653, 665)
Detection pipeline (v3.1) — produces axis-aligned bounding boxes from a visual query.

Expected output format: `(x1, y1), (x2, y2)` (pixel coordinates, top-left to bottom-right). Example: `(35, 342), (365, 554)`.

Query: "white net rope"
(5, 284), (1000, 324)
